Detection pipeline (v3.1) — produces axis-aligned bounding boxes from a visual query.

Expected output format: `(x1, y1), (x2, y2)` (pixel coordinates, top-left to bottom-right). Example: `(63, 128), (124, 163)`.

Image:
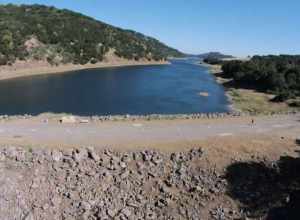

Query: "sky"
(0, 0), (299, 56)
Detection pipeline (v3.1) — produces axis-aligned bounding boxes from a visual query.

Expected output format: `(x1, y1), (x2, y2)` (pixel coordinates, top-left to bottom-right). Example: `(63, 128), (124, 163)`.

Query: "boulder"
(60, 116), (76, 123)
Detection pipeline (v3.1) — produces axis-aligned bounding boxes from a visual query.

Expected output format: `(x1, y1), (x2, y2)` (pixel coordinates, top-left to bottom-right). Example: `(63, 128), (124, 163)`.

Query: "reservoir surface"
(0, 59), (229, 116)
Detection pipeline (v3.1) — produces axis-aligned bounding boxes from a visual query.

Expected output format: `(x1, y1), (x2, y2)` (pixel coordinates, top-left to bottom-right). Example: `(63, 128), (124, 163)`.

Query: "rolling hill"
(0, 4), (183, 66)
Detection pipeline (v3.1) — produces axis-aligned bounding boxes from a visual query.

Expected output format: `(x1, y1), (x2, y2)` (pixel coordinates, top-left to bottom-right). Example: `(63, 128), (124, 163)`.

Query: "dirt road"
(0, 114), (299, 150)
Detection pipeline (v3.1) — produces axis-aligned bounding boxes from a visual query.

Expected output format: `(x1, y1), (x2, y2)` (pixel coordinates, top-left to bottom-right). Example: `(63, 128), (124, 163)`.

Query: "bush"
(272, 90), (295, 102)
(203, 57), (222, 65)
(289, 101), (300, 107)
(0, 54), (9, 65)
(90, 58), (97, 64)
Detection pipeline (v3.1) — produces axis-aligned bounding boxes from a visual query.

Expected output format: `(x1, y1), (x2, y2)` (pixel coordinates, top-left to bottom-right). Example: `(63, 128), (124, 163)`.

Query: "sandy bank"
(0, 60), (169, 81)
(199, 62), (222, 74)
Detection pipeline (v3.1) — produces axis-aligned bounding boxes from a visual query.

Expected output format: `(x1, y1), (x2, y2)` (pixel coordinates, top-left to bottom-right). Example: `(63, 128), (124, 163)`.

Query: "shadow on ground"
(215, 72), (265, 92)
(214, 72), (232, 80)
(225, 147), (300, 219)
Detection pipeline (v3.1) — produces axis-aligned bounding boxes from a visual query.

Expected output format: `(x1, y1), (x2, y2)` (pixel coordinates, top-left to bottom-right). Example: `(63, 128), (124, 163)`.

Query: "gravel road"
(0, 114), (299, 149)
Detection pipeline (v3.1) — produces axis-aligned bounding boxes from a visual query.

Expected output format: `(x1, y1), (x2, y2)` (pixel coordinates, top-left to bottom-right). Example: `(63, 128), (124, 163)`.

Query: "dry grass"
(228, 89), (297, 114)
(0, 59), (169, 81)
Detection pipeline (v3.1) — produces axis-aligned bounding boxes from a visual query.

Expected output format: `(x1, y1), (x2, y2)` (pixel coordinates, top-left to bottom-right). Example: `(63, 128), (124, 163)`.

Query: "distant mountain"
(0, 4), (183, 66)
(197, 52), (234, 60)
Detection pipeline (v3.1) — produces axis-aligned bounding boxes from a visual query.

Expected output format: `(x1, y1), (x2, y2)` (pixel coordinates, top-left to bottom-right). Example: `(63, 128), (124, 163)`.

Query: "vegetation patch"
(203, 55), (300, 114)
(228, 88), (296, 114)
(222, 55), (300, 101)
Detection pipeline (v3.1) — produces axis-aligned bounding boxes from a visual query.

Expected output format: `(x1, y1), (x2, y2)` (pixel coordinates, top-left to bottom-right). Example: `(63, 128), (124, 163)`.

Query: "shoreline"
(0, 110), (298, 124)
(199, 62), (222, 74)
(0, 60), (169, 81)
(200, 62), (238, 113)
(0, 61), (297, 119)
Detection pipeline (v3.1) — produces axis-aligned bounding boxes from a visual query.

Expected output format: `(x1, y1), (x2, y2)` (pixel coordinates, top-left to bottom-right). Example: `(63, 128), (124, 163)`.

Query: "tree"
(221, 55), (300, 101)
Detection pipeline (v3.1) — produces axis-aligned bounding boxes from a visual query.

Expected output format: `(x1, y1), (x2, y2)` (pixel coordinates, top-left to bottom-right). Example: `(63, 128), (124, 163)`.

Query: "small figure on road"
(251, 118), (255, 125)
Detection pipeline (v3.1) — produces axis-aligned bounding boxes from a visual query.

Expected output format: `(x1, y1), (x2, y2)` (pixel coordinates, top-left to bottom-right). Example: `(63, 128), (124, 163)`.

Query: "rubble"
(0, 110), (298, 123)
(0, 146), (241, 219)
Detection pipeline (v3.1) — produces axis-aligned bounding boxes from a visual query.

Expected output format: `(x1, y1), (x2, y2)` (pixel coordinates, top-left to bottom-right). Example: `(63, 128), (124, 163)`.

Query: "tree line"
(221, 55), (300, 101)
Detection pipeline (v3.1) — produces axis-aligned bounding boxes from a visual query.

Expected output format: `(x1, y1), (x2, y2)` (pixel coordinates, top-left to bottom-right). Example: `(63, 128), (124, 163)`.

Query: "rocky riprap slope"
(0, 147), (242, 220)
(0, 110), (298, 123)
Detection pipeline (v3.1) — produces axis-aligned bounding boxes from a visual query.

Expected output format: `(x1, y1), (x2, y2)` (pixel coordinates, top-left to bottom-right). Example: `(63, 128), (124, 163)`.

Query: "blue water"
(0, 58), (229, 115)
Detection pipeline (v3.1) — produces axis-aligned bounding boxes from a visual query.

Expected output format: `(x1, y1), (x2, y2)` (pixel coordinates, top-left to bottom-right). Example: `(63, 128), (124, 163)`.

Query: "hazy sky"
(1, 0), (299, 56)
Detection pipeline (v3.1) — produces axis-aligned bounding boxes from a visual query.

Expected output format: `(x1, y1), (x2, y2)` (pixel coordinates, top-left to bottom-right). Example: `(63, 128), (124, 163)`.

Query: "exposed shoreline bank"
(0, 60), (169, 81)
(200, 62), (237, 113)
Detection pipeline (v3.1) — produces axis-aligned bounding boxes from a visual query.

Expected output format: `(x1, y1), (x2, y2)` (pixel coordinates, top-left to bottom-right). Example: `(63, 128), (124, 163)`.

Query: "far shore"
(199, 62), (237, 112)
(200, 62), (299, 114)
(0, 60), (170, 81)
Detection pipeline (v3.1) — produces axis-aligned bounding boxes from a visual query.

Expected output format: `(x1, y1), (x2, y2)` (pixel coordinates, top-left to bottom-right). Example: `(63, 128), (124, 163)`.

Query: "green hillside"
(0, 4), (183, 66)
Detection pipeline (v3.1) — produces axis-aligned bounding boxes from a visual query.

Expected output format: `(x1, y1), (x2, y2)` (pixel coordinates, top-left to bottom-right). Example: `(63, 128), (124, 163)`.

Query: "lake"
(0, 58), (229, 116)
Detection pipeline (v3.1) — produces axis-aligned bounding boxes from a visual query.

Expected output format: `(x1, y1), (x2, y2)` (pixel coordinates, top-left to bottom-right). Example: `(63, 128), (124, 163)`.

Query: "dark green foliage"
(0, 4), (182, 65)
(198, 52), (233, 59)
(201, 52), (233, 65)
(221, 60), (243, 78)
(289, 100), (300, 107)
(203, 57), (223, 65)
(272, 90), (295, 102)
(222, 55), (300, 101)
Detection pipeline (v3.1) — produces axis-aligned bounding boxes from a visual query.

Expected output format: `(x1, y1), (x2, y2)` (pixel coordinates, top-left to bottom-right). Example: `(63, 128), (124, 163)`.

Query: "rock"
(107, 208), (118, 218)
(80, 201), (91, 211)
(73, 148), (88, 162)
(120, 161), (127, 169)
(188, 148), (204, 160)
(151, 154), (163, 165)
(121, 208), (132, 218)
(210, 207), (226, 220)
(126, 201), (139, 208)
(136, 161), (145, 174)
(141, 151), (152, 161)
(0, 147), (236, 220)
(24, 212), (34, 220)
(5, 146), (18, 160)
(0, 152), (5, 161)
(120, 170), (130, 179)
(81, 211), (90, 220)
(51, 196), (62, 207)
(121, 154), (132, 163)
(199, 92), (210, 97)
(15, 150), (26, 161)
(145, 210), (157, 219)
(79, 119), (89, 123)
(52, 150), (62, 162)
(87, 147), (100, 161)
(60, 116), (76, 123)
(155, 198), (168, 208)
(42, 203), (50, 210)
